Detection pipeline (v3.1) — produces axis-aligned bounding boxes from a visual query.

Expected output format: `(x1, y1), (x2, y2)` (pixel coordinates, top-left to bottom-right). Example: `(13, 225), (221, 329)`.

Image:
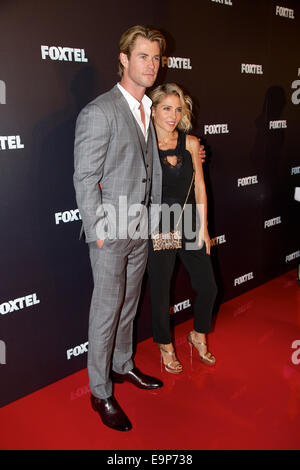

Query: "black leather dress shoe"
(91, 394), (132, 432)
(112, 367), (163, 390)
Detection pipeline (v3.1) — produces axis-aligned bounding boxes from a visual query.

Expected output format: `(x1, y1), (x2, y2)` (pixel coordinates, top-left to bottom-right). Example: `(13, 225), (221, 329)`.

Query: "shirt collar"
(117, 83), (152, 112)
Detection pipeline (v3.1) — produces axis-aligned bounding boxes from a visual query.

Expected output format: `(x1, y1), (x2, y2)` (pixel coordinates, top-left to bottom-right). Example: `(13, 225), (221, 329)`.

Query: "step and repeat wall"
(1, 0), (299, 406)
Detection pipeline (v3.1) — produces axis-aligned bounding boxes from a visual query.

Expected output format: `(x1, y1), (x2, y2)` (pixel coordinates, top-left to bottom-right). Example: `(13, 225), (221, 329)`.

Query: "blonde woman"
(147, 83), (217, 373)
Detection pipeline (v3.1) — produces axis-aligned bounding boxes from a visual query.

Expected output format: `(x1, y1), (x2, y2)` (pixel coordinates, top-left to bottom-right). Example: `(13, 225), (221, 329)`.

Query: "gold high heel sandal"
(187, 331), (216, 367)
(158, 344), (183, 374)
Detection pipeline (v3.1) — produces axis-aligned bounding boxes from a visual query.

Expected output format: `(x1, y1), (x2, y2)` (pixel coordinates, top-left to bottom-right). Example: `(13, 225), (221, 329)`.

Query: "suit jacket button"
(142, 178), (147, 183)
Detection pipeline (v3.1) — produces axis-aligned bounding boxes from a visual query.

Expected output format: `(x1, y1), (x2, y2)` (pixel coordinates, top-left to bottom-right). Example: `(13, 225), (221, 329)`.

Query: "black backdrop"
(1, 0), (299, 407)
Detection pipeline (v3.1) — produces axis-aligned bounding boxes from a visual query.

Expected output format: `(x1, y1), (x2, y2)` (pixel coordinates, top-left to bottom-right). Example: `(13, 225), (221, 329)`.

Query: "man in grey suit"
(73, 25), (166, 431)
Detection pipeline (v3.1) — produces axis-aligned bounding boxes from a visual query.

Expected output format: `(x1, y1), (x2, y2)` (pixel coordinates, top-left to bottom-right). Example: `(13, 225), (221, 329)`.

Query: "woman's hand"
(198, 142), (206, 163)
(199, 228), (211, 255)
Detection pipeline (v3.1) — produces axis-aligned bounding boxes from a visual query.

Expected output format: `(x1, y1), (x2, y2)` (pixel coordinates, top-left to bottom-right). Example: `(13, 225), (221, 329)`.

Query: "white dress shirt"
(117, 82), (152, 141)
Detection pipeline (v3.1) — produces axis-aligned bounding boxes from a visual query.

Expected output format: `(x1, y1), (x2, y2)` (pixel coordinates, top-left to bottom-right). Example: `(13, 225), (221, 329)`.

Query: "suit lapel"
(111, 85), (147, 160)
(132, 115), (147, 154)
(149, 120), (157, 150)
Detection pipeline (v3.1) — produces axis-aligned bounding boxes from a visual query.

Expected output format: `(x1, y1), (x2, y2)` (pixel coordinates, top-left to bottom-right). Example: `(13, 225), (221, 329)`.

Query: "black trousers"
(147, 239), (217, 344)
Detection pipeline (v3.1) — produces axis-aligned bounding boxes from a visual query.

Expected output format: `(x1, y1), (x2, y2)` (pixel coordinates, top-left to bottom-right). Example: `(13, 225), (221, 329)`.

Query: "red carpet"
(1, 270), (299, 450)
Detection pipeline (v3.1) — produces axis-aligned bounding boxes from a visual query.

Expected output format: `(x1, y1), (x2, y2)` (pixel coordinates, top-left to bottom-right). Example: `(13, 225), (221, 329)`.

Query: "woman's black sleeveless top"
(158, 130), (195, 207)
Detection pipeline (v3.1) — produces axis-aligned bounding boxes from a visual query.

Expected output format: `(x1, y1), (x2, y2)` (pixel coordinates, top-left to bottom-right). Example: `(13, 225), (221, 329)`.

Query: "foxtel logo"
(0, 135), (24, 150)
(67, 341), (88, 360)
(211, 0), (233, 5)
(41, 45), (88, 62)
(269, 120), (287, 129)
(276, 6), (295, 19)
(211, 234), (226, 246)
(161, 56), (192, 70)
(291, 166), (300, 175)
(55, 209), (81, 224)
(237, 175), (258, 187)
(241, 63), (263, 74)
(0, 293), (40, 315)
(285, 251), (300, 263)
(264, 216), (281, 228)
(204, 124), (229, 135)
(169, 298), (191, 315)
(234, 272), (254, 286)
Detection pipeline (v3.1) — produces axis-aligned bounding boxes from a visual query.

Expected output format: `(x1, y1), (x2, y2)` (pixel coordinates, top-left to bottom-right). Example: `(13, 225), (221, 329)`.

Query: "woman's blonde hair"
(118, 25), (166, 77)
(149, 83), (193, 132)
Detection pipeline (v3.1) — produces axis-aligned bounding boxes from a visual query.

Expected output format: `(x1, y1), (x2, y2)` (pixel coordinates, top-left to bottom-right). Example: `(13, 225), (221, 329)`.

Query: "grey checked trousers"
(87, 237), (148, 399)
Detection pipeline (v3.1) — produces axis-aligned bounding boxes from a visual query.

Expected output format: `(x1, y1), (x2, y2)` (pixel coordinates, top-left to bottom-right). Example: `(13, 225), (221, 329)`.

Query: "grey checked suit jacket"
(73, 85), (162, 242)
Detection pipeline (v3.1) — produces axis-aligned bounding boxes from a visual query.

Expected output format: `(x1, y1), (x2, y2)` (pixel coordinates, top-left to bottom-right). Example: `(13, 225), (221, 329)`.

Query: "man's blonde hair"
(150, 83), (193, 132)
(118, 25), (166, 77)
